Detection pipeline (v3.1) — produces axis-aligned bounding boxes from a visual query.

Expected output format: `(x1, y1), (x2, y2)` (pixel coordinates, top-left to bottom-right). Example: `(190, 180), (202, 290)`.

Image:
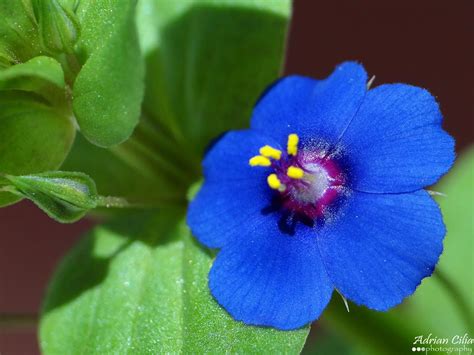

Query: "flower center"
(290, 163), (330, 203)
(249, 134), (346, 220)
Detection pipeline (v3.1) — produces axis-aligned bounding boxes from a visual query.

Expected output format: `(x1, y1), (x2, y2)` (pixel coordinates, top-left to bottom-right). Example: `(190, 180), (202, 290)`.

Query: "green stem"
(58, 52), (82, 87)
(113, 137), (189, 187)
(434, 269), (474, 332)
(95, 195), (186, 210)
(142, 101), (186, 147)
(0, 313), (37, 328)
(96, 196), (132, 208)
(134, 118), (200, 177)
(0, 186), (16, 193)
(65, 53), (81, 78)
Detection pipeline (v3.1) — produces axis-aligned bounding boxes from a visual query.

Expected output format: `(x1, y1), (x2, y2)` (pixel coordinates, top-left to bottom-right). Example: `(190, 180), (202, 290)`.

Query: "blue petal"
(251, 62), (368, 144)
(187, 130), (277, 248)
(209, 218), (333, 330)
(318, 190), (445, 311)
(201, 130), (282, 183)
(340, 84), (455, 192)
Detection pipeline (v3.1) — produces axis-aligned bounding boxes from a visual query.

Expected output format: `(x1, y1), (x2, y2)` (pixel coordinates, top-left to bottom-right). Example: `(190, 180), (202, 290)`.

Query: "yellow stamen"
(287, 133), (299, 156)
(267, 173), (283, 190)
(249, 155), (271, 167)
(259, 145), (282, 160)
(287, 166), (304, 179)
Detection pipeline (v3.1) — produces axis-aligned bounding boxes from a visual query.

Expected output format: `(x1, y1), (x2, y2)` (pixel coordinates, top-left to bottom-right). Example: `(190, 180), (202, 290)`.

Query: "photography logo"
(411, 333), (473, 353)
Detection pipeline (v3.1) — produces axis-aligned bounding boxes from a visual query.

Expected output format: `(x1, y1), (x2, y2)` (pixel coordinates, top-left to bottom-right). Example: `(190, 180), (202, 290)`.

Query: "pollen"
(287, 166), (304, 179)
(287, 134), (299, 156)
(267, 173), (284, 191)
(249, 155), (271, 167)
(259, 145), (282, 160)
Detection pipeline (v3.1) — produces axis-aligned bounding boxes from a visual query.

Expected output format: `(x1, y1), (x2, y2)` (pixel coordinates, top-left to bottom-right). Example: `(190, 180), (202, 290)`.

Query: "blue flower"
(187, 62), (455, 330)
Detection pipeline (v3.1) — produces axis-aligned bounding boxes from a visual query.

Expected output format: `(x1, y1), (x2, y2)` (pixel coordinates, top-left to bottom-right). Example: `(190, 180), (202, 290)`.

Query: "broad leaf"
(0, 56), (65, 103)
(136, 0), (291, 158)
(62, 132), (190, 206)
(72, 0), (144, 147)
(0, 0), (42, 65)
(40, 210), (309, 353)
(0, 92), (75, 206)
(0, 0), (145, 147)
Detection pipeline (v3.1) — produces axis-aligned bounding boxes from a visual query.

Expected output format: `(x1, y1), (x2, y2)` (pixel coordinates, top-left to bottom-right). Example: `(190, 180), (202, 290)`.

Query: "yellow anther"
(287, 166), (304, 179)
(267, 174), (282, 190)
(249, 155), (271, 167)
(287, 133), (299, 156)
(259, 145), (282, 160)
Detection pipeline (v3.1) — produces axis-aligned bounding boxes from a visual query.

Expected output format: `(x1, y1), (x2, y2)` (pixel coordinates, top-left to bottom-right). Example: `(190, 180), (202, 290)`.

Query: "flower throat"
(249, 133), (346, 220)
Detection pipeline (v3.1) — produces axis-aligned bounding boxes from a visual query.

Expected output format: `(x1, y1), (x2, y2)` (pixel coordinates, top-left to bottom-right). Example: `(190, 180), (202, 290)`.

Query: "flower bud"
(34, 0), (80, 54)
(4, 171), (97, 223)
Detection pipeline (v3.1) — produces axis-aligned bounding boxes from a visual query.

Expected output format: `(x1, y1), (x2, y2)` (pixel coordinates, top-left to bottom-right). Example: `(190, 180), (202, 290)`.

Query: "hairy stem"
(95, 195), (186, 210)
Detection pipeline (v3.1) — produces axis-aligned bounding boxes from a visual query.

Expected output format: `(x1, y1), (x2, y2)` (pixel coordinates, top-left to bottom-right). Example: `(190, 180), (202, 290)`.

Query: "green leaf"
(72, 0), (144, 147)
(0, 56), (64, 89)
(0, 0), (42, 65)
(32, 0), (80, 54)
(0, 56), (65, 103)
(62, 132), (189, 206)
(321, 300), (418, 355)
(40, 210), (309, 353)
(3, 171), (98, 223)
(62, 0), (290, 205)
(136, 0), (291, 157)
(0, 92), (75, 207)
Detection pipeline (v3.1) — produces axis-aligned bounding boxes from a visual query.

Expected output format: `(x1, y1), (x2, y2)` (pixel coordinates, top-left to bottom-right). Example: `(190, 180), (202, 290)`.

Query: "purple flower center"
(249, 134), (348, 223)
(273, 149), (345, 219)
